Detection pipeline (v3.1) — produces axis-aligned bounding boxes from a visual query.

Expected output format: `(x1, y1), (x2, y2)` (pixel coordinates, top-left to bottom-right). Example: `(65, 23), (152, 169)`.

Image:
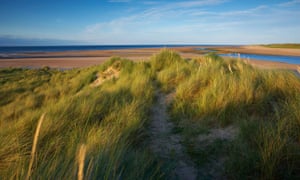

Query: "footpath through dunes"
(147, 91), (237, 180)
(148, 91), (198, 180)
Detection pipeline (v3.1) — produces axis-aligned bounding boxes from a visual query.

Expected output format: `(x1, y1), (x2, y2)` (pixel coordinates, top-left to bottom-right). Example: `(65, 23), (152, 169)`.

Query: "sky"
(0, 0), (300, 45)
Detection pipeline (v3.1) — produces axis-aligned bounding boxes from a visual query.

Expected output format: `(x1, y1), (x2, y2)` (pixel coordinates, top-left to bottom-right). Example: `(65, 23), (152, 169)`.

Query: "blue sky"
(0, 0), (300, 45)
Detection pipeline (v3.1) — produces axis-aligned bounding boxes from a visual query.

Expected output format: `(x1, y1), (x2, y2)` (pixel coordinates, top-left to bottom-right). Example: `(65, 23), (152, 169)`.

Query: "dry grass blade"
(78, 144), (87, 180)
(26, 113), (45, 180)
(228, 64), (233, 73)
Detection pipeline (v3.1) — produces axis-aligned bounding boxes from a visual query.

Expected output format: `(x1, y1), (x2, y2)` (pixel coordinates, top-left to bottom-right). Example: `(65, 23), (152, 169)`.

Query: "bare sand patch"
(197, 126), (238, 144)
(91, 61), (121, 87)
(195, 126), (239, 180)
(149, 91), (198, 180)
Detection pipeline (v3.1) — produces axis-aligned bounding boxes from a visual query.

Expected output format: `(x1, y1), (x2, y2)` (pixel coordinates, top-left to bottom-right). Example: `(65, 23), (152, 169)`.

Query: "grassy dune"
(0, 50), (300, 179)
(156, 51), (300, 179)
(0, 58), (162, 179)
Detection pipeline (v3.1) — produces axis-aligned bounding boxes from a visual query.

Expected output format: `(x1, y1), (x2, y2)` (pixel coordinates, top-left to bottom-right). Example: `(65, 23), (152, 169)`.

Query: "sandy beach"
(0, 46), (299, 71)
(0, 46), (201, 68)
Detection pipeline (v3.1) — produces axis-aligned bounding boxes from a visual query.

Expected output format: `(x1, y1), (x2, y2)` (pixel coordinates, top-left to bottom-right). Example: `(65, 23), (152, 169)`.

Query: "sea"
(0, 45), (205, 54)
(0, 45), (205, 59)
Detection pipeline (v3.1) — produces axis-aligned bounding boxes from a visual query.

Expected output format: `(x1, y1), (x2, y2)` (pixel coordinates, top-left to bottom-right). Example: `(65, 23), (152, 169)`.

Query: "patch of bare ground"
(149, 92), (198, 180)
(195, 126), (239, 179)
(197, 126), (238, 143)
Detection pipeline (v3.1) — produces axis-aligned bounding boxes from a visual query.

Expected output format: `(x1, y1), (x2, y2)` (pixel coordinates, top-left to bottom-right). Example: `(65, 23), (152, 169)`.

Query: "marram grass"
(0, 49), (299, 179)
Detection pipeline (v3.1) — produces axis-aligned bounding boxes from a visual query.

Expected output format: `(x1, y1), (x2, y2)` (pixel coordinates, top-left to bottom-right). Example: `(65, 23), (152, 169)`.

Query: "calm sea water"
(221, 53), (300, 65)
(0, 45), (204, 54)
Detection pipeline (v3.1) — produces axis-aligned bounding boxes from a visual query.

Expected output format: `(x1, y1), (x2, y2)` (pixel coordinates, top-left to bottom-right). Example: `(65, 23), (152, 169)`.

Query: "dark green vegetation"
(0, 50), (300, 179)
(263, 43), (300, 49)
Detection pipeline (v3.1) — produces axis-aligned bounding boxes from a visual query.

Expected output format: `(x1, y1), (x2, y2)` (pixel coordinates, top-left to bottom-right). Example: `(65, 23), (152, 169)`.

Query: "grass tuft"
(26, 113), (45, 180)
(77, 144), (87, 180)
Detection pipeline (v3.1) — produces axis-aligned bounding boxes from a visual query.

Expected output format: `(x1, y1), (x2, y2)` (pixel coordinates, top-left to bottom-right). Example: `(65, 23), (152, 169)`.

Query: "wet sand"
(0, 46), (299, 71)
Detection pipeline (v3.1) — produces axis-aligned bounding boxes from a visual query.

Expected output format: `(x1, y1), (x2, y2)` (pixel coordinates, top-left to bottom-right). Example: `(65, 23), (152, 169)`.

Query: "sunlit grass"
(0, 49), (299, 179)
(0, 58), (162, 179)
(151, 50), (300, 179)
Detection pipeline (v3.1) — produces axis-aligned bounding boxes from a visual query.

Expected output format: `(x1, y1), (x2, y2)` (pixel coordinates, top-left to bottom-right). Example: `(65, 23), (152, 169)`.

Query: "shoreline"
(0, 46), (299, 71)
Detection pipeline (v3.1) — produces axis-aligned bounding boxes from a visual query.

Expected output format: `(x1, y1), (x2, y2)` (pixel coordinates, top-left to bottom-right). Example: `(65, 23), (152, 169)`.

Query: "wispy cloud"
(85, 24), (101, 33)
(278, 0), (300, 7)
(108, 0), (131, 3)
(82, 0), (300, 44)
(169, 0), (227, 8)
(86, 0), (227, 33)
(188, 5), (268, 18)
(219, 5), (267, 16)
(142, 1), (160, 5)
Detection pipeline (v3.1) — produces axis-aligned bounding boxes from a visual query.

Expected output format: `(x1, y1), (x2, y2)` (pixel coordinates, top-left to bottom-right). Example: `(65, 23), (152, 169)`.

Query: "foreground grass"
(0, 50), (300, 179)
(263, 43), (300, 49)
(0, 58), (163, 179)
(155, 51), (300, 179)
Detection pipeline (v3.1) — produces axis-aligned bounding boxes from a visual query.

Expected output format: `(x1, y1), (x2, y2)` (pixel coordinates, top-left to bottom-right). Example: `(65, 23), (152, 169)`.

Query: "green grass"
(0, 49), (300, 179)
(152, 50), (300, 179)
(262, 43), (300, 49)
(0, 59), (163, 179)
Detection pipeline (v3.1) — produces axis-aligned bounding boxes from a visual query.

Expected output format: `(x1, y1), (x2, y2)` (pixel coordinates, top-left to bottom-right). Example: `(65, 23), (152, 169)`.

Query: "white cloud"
(170, 0), (227, 8)
(278, 0), (300, 7)
(142, 1), (160, 5)
(108, 0), (131, 3)
(85, 24), (102, 33)
(83, 1), (254, 40)
(220, 5), (267, 16)
(82, 0), (300, 44)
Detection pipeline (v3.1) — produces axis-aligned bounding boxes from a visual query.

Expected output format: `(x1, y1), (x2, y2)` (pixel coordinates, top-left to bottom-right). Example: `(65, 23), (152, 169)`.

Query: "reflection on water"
(220, 53), (300, 65)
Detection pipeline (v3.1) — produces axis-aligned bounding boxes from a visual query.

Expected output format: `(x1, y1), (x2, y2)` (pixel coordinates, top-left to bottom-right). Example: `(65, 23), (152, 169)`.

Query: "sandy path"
(149, 91), (197, 180)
